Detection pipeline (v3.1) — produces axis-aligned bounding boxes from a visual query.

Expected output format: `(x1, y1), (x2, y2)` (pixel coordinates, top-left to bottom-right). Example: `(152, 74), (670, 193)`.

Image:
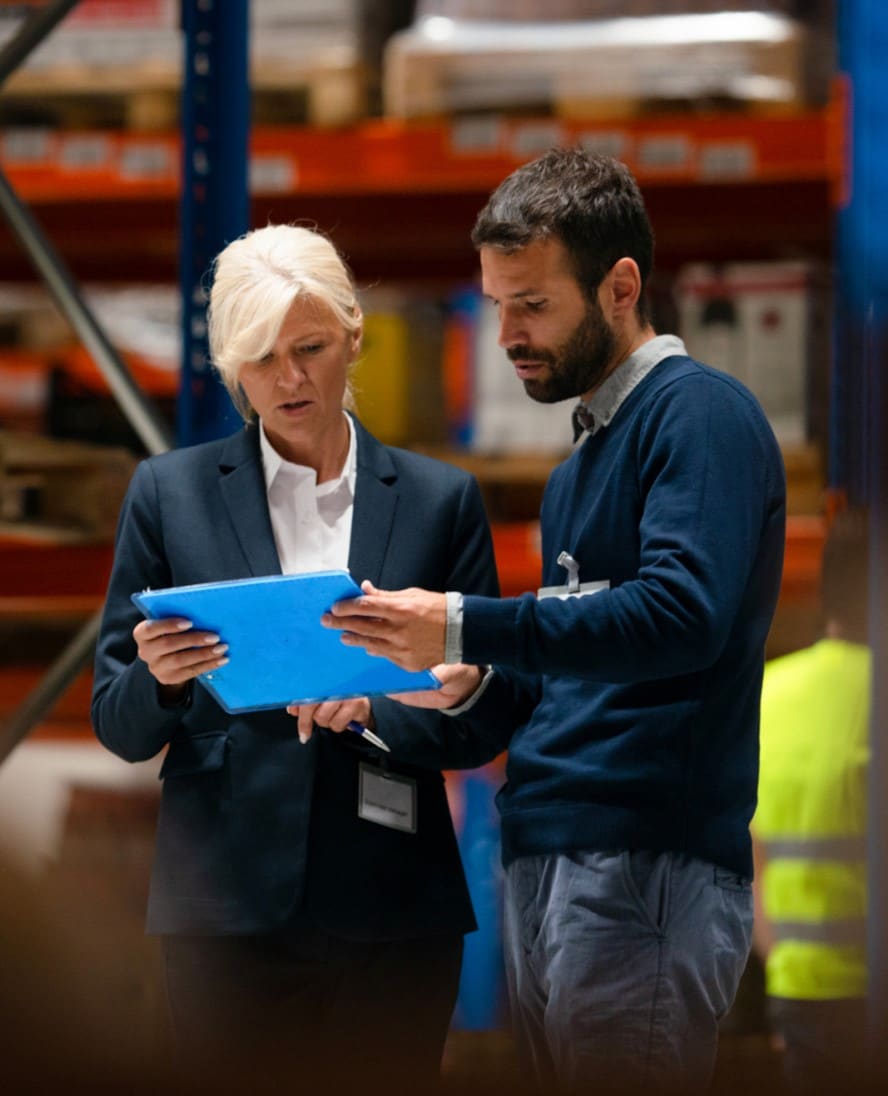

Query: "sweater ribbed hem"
(499, 802), (752, 880)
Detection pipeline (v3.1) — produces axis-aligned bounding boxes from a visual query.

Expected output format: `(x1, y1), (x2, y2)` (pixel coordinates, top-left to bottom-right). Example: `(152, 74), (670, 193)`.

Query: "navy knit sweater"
(462, 354), (786, 879)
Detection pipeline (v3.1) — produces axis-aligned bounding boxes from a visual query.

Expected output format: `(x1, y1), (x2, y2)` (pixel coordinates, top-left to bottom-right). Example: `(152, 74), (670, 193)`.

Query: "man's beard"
(509, 301), (616, 404)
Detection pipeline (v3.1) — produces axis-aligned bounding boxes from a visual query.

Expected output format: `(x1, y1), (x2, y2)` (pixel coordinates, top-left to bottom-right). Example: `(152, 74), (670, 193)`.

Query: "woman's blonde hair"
(207, 223), (361, 420)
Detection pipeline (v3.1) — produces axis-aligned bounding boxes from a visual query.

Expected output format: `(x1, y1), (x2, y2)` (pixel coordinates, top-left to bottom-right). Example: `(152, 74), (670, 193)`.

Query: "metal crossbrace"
(0, 0), (174, 765)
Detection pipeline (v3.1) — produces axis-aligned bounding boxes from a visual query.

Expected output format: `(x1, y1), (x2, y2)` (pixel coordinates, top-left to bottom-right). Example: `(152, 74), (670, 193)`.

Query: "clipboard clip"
(556, 551), (581, 594)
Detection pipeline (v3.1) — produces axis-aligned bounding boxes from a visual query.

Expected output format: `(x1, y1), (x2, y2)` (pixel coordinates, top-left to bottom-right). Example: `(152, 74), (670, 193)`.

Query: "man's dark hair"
(821, 508), (870, 644)
(471, 146), (655, 322)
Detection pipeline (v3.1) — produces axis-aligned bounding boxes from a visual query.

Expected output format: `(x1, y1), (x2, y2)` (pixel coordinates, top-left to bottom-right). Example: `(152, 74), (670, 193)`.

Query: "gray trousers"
(503, 849), (753, 1095)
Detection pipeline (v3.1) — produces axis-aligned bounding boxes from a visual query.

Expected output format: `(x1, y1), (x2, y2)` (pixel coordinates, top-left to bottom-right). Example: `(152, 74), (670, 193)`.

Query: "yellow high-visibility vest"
(754, 638), (870, 1000)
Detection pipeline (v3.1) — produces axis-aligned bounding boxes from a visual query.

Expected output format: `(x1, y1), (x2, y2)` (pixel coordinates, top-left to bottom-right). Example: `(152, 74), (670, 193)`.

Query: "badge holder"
(538, 550), (610, 601)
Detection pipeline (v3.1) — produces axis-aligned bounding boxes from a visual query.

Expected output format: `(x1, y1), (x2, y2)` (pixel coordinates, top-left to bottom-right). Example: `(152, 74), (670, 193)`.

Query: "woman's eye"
(299, 343), (324, 355)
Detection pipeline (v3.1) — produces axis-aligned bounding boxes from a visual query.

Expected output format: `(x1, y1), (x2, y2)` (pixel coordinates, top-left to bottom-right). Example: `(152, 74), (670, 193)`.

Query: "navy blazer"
(91, 417), (501, 939)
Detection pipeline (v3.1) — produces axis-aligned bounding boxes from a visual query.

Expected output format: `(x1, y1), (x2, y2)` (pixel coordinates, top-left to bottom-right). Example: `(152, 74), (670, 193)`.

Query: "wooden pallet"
(0, 58), (371, 130)
(1, 431), (135, 543)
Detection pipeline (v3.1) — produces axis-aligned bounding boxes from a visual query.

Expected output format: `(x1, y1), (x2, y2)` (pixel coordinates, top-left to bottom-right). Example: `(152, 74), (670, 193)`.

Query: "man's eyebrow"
(483, 289), (544, 301)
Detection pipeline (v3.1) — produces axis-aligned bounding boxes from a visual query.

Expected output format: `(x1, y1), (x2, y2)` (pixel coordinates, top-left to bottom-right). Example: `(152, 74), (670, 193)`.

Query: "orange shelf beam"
(0, 102), (844, 205)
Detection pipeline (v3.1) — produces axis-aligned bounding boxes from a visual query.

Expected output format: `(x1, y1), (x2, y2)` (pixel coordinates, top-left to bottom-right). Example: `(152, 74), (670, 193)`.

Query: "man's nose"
(498, 311), (523, 349)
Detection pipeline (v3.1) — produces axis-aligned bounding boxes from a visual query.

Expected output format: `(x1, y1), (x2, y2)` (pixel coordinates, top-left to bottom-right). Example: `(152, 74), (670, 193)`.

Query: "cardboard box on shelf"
(351, 288), (448, 448)
(674, 260), (831, 451)
(352, 301), (412, 446)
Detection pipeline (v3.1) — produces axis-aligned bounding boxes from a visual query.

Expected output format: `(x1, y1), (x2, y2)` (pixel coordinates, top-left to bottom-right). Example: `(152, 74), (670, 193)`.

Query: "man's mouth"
(512, 360), (548, 378)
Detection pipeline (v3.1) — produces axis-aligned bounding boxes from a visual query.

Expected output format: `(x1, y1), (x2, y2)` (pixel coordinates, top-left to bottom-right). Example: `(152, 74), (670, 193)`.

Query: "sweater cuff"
(444, 591), (464, 664)
(462, 594), (520, 666)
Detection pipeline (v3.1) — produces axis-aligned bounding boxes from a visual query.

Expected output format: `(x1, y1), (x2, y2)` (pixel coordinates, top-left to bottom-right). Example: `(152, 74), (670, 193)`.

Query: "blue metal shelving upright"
(835, 0), (888, 1079)
(177, 0), (248, 447)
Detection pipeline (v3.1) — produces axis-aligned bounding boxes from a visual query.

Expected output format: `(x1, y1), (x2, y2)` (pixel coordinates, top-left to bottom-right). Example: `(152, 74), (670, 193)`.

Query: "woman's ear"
(351, 308), (364, 356)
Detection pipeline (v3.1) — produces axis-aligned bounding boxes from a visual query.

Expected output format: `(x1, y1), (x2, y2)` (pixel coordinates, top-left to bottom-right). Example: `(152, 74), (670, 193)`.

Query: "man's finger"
(327, 595), (392, 620)
(324, 614), (397, 639)
(339, 634), (417, 670)
(338, 633), (392, 657)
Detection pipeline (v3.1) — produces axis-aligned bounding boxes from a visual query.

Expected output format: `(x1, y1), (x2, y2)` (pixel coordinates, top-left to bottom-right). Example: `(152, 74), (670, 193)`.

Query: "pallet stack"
(0, 0), (394, 129)
(383, 1), (836, 120)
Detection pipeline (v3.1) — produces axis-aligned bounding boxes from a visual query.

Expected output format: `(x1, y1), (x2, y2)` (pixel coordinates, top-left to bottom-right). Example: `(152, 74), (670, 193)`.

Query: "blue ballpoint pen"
(347, 720), (391, 753)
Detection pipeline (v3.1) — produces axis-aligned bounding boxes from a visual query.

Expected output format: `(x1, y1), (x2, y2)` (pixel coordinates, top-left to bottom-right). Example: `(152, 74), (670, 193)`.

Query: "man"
(322, 148), (787, 1094)
(753, 509), (870, 1094)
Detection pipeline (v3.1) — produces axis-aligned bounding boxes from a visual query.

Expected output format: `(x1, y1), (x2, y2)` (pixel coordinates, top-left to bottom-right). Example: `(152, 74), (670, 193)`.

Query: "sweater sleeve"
(462, 373), (785, 683)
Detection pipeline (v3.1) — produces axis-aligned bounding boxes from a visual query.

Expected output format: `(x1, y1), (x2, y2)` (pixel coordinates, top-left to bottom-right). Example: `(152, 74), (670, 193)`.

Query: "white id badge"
(537, 579), (610, 601)
(358, 762), (417, 833)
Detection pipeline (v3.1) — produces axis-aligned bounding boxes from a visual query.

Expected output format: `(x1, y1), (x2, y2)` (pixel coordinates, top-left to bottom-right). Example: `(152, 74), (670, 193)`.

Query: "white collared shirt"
(574, 334), (687, 440)
(259, 412), (357, 575)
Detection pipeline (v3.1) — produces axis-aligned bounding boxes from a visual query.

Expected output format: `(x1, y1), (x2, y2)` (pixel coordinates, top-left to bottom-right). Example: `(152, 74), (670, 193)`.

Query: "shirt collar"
(259, 411), (357, 496)
(576, 334), (687, 437)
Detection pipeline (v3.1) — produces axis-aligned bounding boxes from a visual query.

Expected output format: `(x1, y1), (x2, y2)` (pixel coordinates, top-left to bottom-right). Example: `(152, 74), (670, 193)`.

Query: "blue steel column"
(835, 1), (888, 1081)
(178, 0), (248, 446)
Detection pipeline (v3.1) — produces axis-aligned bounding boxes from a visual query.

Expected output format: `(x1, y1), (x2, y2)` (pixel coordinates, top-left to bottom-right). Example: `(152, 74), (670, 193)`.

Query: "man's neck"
(584, 323), (658, 402)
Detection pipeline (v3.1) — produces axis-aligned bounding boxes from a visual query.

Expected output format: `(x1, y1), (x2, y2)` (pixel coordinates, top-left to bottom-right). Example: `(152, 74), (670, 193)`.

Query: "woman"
(91, 224), (501, 1090)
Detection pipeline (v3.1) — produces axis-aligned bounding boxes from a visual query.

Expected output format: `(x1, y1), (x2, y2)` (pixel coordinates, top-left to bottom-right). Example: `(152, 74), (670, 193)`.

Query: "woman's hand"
(133, 617), (228, 703)
(286, 696), (373, 745)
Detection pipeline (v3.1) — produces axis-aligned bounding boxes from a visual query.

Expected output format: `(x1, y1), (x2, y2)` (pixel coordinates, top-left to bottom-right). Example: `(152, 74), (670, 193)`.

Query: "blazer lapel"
(217, 426), (282, 577)
(348, 417), (398, 586)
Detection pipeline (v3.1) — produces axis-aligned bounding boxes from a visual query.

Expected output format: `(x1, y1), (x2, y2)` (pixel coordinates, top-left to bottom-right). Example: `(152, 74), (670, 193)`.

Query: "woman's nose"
(275, 356), (306, 383)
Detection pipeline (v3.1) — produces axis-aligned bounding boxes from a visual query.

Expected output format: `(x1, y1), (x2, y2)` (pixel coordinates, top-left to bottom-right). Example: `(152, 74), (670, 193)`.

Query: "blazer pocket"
(159, 731), (227, 779)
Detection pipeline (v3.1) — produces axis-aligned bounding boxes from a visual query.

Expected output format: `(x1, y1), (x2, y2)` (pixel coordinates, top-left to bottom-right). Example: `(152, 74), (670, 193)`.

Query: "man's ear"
(608, 258), (642, 320)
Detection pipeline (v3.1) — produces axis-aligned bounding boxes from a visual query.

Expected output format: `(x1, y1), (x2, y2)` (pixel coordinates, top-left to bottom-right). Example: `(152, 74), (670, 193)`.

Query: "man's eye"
(525, 300), (546, 312)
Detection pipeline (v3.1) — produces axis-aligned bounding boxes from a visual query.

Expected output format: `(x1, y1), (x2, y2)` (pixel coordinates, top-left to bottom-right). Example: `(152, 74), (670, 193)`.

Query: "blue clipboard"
(131, 571), (440, 714)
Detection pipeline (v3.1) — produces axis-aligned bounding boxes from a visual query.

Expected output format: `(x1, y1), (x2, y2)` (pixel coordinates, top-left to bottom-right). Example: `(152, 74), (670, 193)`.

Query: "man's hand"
(323, 581), (448, 671)
(285, 697), (372, 745)
(389, 663), (483, 710)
